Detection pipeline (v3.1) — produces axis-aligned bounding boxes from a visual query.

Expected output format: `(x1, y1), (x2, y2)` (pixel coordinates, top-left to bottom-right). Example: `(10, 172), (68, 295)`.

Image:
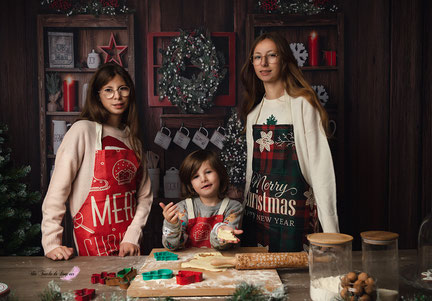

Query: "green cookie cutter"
(154, 251), (178, 261)
(117, 267), (136, 280)
(142, 269), (173, 280)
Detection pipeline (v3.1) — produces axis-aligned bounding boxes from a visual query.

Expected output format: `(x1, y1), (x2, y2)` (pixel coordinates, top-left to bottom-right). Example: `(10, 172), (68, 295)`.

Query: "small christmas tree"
(220, 109), (247, 189)
(0, 124), (41, 255)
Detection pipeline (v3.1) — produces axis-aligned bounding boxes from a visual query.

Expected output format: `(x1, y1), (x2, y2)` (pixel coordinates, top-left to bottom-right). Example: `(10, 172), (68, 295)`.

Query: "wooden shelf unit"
(37, 14), (135, 192)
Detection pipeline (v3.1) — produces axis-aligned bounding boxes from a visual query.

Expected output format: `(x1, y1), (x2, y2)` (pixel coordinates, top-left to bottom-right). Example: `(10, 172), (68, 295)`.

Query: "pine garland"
(257, 0), (338, 15)
(220, 109), (246, 188)
(158, 29), (226, 114)
(40, 0), (134, 16)
(0, 124), (41, 256)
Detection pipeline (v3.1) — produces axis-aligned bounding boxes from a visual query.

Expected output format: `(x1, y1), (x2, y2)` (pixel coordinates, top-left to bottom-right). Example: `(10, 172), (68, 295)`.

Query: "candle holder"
(63, 77), (77, 112)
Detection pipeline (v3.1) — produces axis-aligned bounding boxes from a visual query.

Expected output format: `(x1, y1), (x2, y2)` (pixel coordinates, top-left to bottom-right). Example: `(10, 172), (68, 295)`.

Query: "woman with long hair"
(42, 63), (153, 260)
(240, 32), (339, 252)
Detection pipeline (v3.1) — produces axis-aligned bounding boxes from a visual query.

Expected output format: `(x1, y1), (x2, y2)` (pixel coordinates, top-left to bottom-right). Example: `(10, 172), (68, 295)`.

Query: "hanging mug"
(154, 127), (172, 150)
(210, 126), (226, 150)
(52, 120), (67, 155)
(173, 126), (191, 150)
(192, 126), (209, 149)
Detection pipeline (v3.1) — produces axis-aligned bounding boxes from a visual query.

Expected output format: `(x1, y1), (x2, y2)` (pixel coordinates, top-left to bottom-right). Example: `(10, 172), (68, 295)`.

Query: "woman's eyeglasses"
(251, 53), (279, 65)
(99, 86), (130, 99)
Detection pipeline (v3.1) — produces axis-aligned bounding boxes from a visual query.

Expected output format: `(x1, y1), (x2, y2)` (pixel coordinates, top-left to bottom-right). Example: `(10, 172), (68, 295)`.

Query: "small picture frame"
(48, 32), (74, 68)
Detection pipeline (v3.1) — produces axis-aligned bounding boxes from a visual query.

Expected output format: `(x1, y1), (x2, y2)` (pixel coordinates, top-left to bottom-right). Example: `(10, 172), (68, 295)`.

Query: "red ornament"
(49, 0), (72, 11)
(98, 32), (128, 67)
(99, 0), (119, 7)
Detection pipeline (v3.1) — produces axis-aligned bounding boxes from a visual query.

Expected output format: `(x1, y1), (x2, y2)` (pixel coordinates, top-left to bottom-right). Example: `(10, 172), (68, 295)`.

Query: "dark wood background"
(0, 0), (430, 251)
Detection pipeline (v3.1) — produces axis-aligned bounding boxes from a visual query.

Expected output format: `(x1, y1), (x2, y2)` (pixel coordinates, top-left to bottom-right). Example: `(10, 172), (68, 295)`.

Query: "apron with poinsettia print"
(73, 123), (141, 256)
(243, 105), (318, 252)
(185, 198), (229, 248)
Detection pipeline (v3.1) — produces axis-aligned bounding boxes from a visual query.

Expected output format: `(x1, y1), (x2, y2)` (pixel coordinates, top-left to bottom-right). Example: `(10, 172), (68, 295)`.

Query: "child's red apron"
(73, 123), (140, 256)
(185, 198), (229, 248)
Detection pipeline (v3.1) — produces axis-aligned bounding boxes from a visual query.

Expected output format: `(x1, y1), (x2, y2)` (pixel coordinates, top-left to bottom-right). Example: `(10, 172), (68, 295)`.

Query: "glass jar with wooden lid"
(307, 233), (353, 301)
(361, 230), (399, 301)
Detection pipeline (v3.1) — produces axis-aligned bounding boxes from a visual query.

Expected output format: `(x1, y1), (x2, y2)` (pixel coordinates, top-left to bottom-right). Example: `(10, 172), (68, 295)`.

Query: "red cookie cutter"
(176, 270), (203, 285)
(74, 288), (95, 301)
(90, 272), (116, 284)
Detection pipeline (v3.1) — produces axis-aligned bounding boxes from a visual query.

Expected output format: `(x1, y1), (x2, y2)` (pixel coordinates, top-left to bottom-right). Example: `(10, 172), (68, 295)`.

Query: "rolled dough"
(217, 229), (237, 241)
(181, 252), (233, 272)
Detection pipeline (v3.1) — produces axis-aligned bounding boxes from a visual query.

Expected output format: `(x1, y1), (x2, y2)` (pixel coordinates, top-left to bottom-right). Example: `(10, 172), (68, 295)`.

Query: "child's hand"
(119, 242), (140, 256)
(159, 202), (179, 224)
(217, 225), (243, 245)
(46, 246), (74, 261)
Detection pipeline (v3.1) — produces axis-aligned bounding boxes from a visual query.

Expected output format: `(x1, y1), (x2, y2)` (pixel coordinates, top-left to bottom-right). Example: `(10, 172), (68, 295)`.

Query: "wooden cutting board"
(127, 247), (283, 298)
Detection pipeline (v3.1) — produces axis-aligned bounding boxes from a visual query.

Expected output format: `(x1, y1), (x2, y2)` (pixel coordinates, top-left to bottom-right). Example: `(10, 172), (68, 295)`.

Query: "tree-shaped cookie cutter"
(142, 269), (173, 280)
(154, 251), (178, 261)
(176, 270), (203, 285)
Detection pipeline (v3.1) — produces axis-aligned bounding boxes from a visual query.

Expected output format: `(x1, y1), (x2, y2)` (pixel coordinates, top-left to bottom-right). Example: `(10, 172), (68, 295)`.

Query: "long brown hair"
(80, 62), (142, 161)
(240, 32), (329, 135)
(179, 150), (229, 199)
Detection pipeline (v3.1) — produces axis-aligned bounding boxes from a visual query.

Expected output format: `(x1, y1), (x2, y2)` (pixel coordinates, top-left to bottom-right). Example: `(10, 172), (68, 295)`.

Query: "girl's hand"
(159, 202), (179, 224)
(119, 242), (140, 257)
(46, 246), (74, 261)
(217, 225), (243, 245)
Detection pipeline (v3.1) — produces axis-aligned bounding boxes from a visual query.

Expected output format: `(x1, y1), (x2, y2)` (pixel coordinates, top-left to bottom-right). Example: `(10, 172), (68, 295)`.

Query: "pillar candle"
(308, 31), (319, 66)
(63, 77), (77, 112)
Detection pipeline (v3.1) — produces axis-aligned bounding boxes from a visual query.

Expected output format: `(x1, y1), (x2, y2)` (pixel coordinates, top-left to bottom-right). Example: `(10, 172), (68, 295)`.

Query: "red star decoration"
(98, 32), (128, 67)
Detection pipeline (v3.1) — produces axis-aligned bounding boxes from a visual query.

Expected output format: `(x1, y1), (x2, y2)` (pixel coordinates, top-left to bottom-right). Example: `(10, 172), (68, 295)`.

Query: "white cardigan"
(244, 92), (339, 233)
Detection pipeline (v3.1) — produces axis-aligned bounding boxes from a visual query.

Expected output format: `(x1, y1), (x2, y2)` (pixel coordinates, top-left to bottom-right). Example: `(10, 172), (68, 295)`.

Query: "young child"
(41, 63), (153, 260)
(160, 150), (243, 250)
(241, 32), (339, 252)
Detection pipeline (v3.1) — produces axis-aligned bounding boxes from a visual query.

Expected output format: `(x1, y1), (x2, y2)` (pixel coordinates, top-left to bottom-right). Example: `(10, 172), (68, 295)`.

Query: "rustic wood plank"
(388, 0), (422, 248)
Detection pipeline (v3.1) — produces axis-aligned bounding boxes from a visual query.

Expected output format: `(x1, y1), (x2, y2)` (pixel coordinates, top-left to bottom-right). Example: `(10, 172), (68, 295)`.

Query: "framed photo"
(48, 32), (74, 68)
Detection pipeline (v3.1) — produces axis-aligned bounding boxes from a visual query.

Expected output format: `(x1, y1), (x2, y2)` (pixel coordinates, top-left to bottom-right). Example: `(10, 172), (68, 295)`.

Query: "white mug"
(210, 126), (226, 150)
(173, 126), (191, 150)
(192, 126), (209, 149)
(154, 127), (172, 150)
(52, 120), (67, 155)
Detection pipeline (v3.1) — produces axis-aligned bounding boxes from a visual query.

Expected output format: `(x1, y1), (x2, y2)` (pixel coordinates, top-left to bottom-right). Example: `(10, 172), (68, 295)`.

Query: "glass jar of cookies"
(307, 233), (353, 301)
(361, 230), (399, 301)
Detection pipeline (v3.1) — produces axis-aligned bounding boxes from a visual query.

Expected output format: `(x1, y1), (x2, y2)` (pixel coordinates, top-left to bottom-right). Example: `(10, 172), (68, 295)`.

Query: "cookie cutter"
(176, 270), (203, 285)
(117, 267), (137, 281)
(90, 272), (115, 284)
(74, 288), (95, 301)
(142, 269), (173, 280)
(154, 251), (178, 261)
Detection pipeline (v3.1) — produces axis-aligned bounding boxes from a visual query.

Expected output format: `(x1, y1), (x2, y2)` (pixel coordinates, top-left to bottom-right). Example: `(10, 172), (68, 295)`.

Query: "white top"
(245, 91), (339, 233)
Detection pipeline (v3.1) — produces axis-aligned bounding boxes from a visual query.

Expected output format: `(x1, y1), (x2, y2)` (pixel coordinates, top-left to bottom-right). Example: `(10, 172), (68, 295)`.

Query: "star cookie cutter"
(176, 270), (203, 285)
(142, 269), (173, 280)
(74, 288), (95, 301)
(154, 251), (178, 261)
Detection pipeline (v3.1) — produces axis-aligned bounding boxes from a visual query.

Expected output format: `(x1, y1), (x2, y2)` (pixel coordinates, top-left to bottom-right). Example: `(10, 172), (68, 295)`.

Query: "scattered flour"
(309, 275), (341, 301)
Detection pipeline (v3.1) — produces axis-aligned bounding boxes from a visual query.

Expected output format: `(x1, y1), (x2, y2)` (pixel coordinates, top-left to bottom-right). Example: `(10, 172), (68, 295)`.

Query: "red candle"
(63, 77), (76, 112)
(308, 31), (319, 66)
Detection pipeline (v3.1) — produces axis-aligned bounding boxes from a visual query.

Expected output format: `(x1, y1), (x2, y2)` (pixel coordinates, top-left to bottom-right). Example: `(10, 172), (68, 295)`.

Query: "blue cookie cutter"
(154, 251), (178, 261)
(142, 269), (173, 280)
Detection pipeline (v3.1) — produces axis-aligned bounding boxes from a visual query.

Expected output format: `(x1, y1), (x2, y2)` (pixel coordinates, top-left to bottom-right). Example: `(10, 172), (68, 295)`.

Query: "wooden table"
(0, 250), (430, 300)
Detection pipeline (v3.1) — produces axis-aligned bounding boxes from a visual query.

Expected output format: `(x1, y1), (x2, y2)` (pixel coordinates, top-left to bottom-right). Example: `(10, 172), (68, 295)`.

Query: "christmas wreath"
(158, 29), (226, 114)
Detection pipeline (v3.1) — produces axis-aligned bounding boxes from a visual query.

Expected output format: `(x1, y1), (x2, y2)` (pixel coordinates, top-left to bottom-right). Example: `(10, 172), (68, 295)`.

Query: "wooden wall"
(0, 0), (430, 251)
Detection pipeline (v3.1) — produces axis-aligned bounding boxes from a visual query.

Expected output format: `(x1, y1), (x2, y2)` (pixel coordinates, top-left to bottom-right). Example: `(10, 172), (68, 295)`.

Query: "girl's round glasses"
(99, 86), (130, 99)
(251, 53), (279, 65)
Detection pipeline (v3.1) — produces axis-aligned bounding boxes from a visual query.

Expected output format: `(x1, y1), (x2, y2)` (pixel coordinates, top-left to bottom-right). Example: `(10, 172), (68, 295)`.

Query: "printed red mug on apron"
(185, 198), (229, 248)
(73, 123), (140, 256)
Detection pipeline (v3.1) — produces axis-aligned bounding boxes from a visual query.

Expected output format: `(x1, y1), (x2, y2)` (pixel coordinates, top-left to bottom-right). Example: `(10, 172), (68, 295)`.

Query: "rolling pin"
(211, 252), (308, 270)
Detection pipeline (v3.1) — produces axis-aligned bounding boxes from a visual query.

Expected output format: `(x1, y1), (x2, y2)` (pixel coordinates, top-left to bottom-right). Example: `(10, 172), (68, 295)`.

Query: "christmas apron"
(243, 120), (318, 252)
(185, 198), (229, 248)
(73, 123), (140, 256)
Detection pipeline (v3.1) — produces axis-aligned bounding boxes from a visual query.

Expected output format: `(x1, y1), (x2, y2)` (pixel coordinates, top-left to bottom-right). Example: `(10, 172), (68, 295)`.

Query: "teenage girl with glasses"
(42, 63), (153, 260)
(240, 32), (339, 252)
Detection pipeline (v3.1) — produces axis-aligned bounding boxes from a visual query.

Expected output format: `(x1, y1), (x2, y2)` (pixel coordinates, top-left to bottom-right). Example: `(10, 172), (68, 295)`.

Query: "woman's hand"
(159, 202), (179, 224)
(46, 246), (74, 261)
(217, 225), (243, 245)
(119, 242), (140, 257)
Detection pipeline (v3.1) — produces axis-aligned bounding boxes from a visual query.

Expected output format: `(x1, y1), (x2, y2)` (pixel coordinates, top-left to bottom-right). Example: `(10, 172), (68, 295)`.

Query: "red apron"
(73, 123), (140, 256)
(185, 198), (229, 248)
